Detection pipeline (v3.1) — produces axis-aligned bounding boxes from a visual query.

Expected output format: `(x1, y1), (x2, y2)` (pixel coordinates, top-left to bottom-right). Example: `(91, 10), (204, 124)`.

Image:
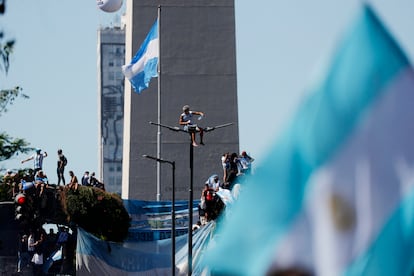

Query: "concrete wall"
(122, 0), (239, 200)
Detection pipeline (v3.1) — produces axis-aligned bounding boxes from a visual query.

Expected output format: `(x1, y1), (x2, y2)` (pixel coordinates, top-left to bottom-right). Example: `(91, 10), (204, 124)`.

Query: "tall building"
(97, 26), (126, 195)
(122, 0), (239, 201)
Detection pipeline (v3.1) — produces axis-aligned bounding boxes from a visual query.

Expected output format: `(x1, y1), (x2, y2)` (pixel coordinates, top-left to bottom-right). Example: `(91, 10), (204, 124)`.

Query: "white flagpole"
(156, 6), (161, 201)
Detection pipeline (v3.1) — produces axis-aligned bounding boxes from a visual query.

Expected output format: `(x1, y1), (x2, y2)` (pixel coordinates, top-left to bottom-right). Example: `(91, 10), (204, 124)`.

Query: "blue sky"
(1, 0), (413, 184)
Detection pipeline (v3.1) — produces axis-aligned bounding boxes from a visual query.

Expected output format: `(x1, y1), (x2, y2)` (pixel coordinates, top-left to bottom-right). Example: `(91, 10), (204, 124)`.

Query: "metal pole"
(156, 5), (162, 201)
(188, 142), (193, 276)
(147, 121), (233, 276)
(142, 155), (175, 276)
(172, 161), (176, 276)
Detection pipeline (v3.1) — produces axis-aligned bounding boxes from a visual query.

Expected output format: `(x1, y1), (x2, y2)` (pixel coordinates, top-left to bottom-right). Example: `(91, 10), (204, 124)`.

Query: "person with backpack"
(57, 149), (67, 185)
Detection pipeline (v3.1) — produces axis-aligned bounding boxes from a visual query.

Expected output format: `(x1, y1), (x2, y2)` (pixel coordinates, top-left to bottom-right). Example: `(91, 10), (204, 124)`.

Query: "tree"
(0, 85), (28, 114)
(0, 30), (14, 73)
(61, 186), (131, 242)
(0, 5), (130, 243)
(0, 31), (31, 163)
(0, 31), (32, 202)
(0, 132), (31, 161)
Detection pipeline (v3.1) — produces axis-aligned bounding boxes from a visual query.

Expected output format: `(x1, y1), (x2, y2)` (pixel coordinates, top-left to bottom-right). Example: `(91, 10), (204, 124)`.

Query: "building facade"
(97, 26), (126, 195)
(122, 0), (239, 201)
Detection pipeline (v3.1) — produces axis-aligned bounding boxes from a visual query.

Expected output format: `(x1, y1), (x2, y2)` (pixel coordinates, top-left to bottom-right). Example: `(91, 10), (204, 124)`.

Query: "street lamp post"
(143, 154), (176, 276)
(149, 121), (233, 275)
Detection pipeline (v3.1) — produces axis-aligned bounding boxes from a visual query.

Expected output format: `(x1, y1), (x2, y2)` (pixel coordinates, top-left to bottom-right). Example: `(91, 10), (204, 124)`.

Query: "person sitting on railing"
(67, 171), (79, 192)
(179, 105), (205, 147)
(34, 170), (48, 197)
(90, 172), (105, 190)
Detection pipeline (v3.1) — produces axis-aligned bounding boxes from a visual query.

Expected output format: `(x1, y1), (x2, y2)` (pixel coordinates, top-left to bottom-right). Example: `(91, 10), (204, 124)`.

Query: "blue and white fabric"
(203, 5), (414, 276)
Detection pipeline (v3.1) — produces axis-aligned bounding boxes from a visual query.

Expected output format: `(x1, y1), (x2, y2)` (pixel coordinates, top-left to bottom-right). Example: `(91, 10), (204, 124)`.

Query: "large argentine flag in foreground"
(122, 19), (158, 94)
(204, 5), (414, 276)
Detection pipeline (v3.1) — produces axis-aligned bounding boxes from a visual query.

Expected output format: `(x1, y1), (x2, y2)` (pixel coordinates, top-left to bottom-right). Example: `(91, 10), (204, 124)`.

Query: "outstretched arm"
(21, 156), (33, 164)
(192, 111), (204, 117)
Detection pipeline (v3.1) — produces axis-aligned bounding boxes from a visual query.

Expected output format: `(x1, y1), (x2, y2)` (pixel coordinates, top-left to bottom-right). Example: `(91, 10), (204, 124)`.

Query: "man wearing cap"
(179, 105), (205, 147)
(21, 148), (48, 174)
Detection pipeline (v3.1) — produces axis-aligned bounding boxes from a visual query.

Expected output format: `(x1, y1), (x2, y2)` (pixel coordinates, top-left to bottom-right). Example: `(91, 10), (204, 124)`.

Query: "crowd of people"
(196, 150), (255, 227)
(2, 106), (255, 271)
(17, 224), (75, 275)
(1, 148), (105, 274)
(2, 148), (105, 201)
(178, 105), (256, 228)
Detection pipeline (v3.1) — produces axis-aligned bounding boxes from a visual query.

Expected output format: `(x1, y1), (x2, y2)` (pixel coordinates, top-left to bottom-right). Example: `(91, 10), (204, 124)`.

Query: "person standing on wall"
(57, 149), (67, 186)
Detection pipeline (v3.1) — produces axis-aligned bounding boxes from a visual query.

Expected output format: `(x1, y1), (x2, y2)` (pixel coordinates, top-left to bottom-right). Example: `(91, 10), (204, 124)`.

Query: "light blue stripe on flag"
(344, 187), (414, 275)
(203, 4), (414, 276)
(122, 19), (158, 94)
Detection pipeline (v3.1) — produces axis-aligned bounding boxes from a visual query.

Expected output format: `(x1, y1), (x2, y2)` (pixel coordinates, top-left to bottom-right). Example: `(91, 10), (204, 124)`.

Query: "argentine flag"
(122, 19), (158, 94)
(204, 5), (414, 276)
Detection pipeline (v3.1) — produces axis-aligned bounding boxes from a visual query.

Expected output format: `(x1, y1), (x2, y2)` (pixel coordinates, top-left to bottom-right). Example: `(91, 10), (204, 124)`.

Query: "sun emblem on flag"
(329, 193), (356, 231)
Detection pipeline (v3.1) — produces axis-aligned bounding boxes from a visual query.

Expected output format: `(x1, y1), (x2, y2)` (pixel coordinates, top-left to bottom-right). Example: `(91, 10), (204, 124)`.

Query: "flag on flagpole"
(203, 4), (414, 276)
(122, 19), (159, 94)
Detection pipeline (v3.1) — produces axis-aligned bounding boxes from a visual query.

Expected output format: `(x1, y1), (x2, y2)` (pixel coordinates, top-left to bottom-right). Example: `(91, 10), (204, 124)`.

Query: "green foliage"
(0, 32), (31, 164)
(0, 132), (32, 162)
(0, 31), (14, 74)
(0, 34), (28, 112)
(62, 186), (131, 242)
(0, 86), (29, 115)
